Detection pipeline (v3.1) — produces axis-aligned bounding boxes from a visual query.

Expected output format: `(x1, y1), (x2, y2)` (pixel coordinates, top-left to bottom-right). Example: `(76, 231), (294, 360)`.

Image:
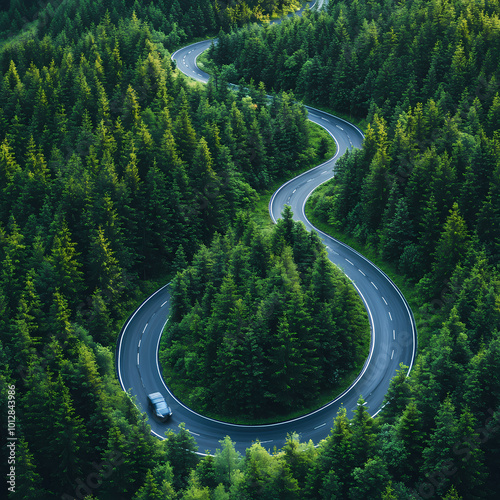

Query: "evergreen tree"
(21, 371), (88, 492)
(173, 90), (197, 164)
(420, 396), (459, 498)
(349, 457), (391, 500)
(164, 423), (199, 490)
(133, 469), (164, 500)
(8, 437), (47, 500)
(49, 219), (84, 306)
(426, 203), (471, 297)
(380, 364), (413, 425)
(350, 396), (378, 467)
(395, 401), (426, 484)
(214, 436), (243, 488)
(380, 197), (414, 262)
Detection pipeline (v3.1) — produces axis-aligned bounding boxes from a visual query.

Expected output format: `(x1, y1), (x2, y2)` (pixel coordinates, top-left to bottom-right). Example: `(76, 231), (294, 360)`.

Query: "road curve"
(117, 32), (417, 456)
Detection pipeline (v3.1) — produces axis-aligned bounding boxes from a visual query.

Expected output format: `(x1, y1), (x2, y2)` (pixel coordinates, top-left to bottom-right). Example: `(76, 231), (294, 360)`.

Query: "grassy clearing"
(195, 47), (216, 74)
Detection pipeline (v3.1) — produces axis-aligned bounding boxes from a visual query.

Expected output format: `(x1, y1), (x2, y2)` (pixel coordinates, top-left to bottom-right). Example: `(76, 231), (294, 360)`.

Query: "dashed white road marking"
(314, 423), (326, 429)
(393, 330), (396, 340)
(345, 258), (354, 265)
(336, 125), (344, 130)
(142, 323), (148, 333)
(292, 189), (296, 194)
(137, 353), (140, 365)
(382, 297), (388, 305)
(358, 269), (365, 276)
(161, 300), (168, 307)
(138, 340), (141, 348)
(371, 281), (378, 290)
(389, 312), (393, 321)
(391, 350), (394, 360)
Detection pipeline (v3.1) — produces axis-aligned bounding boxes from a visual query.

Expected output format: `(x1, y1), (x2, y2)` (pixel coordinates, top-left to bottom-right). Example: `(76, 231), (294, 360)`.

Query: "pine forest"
(0, 0), (499, 499)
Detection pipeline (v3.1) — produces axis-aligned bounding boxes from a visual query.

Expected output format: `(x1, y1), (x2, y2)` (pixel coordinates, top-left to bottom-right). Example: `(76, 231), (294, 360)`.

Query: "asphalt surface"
(116, 24), (417, 455)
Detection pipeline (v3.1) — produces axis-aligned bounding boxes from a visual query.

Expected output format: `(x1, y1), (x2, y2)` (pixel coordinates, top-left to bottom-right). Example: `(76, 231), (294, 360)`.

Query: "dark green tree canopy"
(160, 209), (369, 420)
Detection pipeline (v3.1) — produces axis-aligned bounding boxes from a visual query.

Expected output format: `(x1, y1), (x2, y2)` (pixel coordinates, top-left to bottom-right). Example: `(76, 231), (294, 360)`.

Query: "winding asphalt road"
(117, 24), (417, 455)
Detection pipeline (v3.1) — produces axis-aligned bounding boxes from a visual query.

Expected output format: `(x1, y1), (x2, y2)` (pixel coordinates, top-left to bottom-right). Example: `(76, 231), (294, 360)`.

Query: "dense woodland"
(0, 0), (499, 499)
(0, 10), (317, 338)
(210, 0), (500, 119)
(208, 0), (500, 498)
(0, 2), (320, 499)
(0, 0), (300, 42)
(160, 207), (368, 419)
